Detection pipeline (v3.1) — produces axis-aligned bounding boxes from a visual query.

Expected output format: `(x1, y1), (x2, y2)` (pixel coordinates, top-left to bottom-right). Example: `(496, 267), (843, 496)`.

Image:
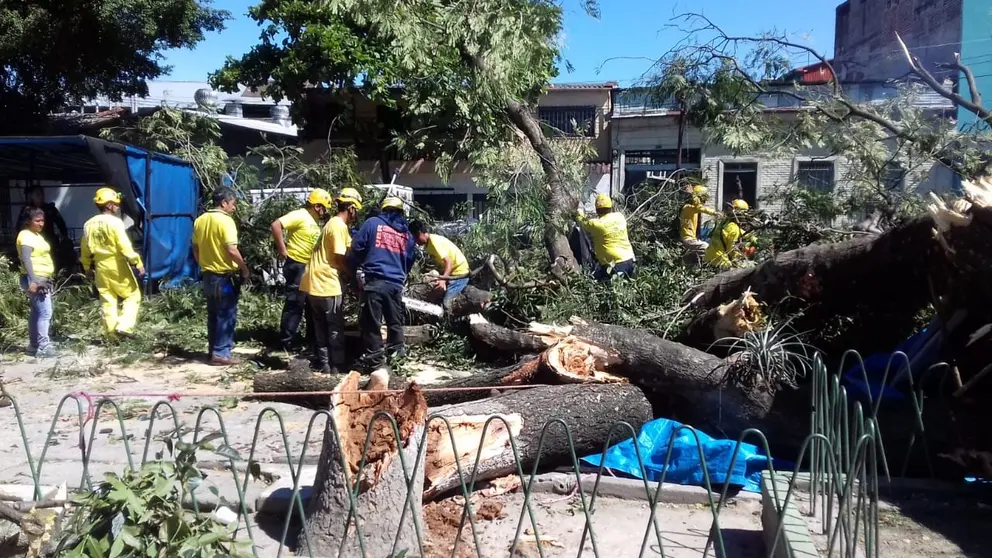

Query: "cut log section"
(682, 289), (766, 349)
(423, 383), (653, 500)
(304, 371), (429, 557)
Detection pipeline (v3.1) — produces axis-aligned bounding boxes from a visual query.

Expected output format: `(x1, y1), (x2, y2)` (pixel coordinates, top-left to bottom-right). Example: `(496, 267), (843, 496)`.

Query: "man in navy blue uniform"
(348, 196), (416, 369)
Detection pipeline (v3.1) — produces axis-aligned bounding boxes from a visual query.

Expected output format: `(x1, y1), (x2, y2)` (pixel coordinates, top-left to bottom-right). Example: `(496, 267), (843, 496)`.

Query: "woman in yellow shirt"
(16, 207), (56, 357)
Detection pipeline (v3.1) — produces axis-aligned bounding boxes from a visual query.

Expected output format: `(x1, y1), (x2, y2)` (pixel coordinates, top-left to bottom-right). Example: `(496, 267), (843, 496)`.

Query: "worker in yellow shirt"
(81, 188), (146, 338)
(16, 207), (56, 357)
(576, 193), (636, 281)
(193, 187), (250, 366)
(271, 188), (333, 351)
(679, 185), (720, 264)
(409, 220), (471, 302)
(705, 199), (750, 269)
(300, 188), (363, 374)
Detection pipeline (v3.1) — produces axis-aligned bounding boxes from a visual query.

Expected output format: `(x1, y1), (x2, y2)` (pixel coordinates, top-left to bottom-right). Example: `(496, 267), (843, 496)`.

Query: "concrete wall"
(834, 0), (963, 81)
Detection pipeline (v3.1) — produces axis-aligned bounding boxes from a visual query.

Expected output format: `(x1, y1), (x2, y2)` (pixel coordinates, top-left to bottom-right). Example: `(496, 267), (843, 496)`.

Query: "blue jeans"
(202, 272), (240, 359)
(593, 259), (636, 282)
(20, 276), (53, 352)
(444, 277), (470, 301)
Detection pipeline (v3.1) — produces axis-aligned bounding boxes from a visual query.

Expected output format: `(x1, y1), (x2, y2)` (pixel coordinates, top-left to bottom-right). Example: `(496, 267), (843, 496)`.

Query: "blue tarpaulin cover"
(581, 418), (771, 493)
(0, 136), (199, 286)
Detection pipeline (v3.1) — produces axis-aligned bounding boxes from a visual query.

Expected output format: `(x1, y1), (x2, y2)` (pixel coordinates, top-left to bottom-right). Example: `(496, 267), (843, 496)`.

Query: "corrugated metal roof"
(549, 81), (618, 89)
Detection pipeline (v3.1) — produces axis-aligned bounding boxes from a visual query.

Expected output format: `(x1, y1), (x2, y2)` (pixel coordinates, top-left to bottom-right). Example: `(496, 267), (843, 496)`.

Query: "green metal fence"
(0, 351), (923, 557)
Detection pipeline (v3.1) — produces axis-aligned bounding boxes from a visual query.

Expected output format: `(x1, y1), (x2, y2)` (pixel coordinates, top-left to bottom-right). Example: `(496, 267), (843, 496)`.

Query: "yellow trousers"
(94, 259), (141, 335)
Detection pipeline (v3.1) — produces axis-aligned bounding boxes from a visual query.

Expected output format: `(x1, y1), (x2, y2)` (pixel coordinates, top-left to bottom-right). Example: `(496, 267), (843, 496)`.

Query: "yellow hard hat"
(692, 185), (708, 198)
(731, 199), (750, 211)
(594, 193), (614, 209)
(336, 187), (363, 209)
(306, 188), (333, 208)
(94, 187), (122, 206)
(381, 196), (405, 212)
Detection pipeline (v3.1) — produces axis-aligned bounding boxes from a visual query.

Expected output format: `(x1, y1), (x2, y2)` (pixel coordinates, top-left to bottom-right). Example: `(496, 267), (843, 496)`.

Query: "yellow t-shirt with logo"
(300, 216), (351, 297)
(16, 230), (55, 278)
(577, 211), (636, 266)
(193, 210), (239, 274)
(278, 208), (321, 264)
(425, 234), (470, 277)
(81, 213), (143, 271)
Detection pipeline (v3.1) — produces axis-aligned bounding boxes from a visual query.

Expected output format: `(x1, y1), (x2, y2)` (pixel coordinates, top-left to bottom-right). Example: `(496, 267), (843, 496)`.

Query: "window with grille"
(796, 160), (835, 192)
(537, 106), (597, 137)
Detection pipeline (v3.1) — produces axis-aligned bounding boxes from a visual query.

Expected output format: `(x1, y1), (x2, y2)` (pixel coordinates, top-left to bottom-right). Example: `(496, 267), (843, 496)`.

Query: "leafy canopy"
(213, 0), (587, 159)
(0, 0), (229, 131)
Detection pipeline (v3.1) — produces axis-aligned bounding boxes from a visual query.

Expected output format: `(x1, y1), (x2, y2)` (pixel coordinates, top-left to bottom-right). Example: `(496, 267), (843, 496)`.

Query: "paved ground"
(2, 348), (985, 557)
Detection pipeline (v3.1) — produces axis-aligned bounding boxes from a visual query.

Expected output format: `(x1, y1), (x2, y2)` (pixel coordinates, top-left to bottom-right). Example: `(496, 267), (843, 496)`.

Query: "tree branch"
(895, 33), (991, 121)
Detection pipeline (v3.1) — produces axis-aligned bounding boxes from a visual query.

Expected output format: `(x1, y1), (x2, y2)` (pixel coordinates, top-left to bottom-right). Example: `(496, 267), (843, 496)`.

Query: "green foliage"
(463, 140), (598, 261)
(0, 0), (229, 132)
(56, 433), (251, 557)
(101, 109), (230, 191)
(714, 318), (817, 391)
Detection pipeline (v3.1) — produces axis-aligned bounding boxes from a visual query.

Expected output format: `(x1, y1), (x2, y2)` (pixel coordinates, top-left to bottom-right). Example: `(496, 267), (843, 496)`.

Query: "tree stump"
(304, 372), (429, 557)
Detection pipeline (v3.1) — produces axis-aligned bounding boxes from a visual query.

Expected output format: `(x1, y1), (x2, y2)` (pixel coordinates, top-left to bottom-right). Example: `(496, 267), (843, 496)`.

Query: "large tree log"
(423, 383), (652, 500)
(305, 371), (428, 557)
(252, 358), (543, 408)
(469, 318), (808, 446)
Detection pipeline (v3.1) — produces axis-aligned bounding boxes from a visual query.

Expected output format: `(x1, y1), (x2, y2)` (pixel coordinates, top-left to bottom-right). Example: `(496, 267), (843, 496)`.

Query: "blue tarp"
(123, 146), (198, 286)
(0, 136), (199, 286)
(581, 418), (772, 493)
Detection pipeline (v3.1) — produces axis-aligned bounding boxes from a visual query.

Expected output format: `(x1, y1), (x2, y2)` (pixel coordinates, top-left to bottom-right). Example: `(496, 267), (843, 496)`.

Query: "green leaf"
(212, 444), (241, 461)
(109, 532), (126, 558)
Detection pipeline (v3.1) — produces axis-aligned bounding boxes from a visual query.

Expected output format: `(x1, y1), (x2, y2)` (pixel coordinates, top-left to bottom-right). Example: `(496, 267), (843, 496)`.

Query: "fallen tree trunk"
(423, 383), (652, 500)
(304, 371), (428, 557)
(404, 285), (492, 319)
(464, 318), (808, 446)
(253, 357), (544, 408)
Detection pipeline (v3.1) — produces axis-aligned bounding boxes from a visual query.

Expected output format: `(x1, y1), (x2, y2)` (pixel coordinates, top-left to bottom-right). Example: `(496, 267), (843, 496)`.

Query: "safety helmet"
(336, 187), (363, 210)
(692, 185), (708, 199)
(594, 193), (614, 210)
(94, 187), (122, 206)
(731, 199), (750, 211)
(306, 188), (333, 209)
(381, 196), (405, 212)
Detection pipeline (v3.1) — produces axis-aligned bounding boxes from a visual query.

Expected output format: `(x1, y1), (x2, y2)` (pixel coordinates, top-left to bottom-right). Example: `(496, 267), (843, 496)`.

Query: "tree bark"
(252, 357), (542, 408)
(423, 383), (653, 500)
(467, 319), (808, 446)
(504, 99), (580, 274)
(304, 372), (429, 558)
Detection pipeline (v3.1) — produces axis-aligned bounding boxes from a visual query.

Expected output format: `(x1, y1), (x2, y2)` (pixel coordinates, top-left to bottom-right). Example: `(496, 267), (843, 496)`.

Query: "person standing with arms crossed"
(270, 189), (333, 351)
(300, 188), (363, 374)
(193, 187), (250, 366)
(348, 196), (416, 371)
(81, 188), (145, 338)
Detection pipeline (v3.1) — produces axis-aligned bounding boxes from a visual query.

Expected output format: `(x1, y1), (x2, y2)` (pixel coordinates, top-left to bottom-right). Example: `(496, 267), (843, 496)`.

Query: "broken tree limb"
(467, 315), (554, 355)
(682, 289), (766, 349)
(423, 383), (653, 500)
(304, 371), (428, 557)
(403, 285), (492, 319)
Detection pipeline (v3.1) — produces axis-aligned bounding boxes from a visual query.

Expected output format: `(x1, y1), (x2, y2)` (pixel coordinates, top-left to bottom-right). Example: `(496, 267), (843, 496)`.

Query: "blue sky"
(161, 0), (841, 85)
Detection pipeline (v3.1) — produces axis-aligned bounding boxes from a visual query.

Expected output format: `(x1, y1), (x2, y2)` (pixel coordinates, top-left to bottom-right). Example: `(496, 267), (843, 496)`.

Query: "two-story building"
(609, 78), (957, 214)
